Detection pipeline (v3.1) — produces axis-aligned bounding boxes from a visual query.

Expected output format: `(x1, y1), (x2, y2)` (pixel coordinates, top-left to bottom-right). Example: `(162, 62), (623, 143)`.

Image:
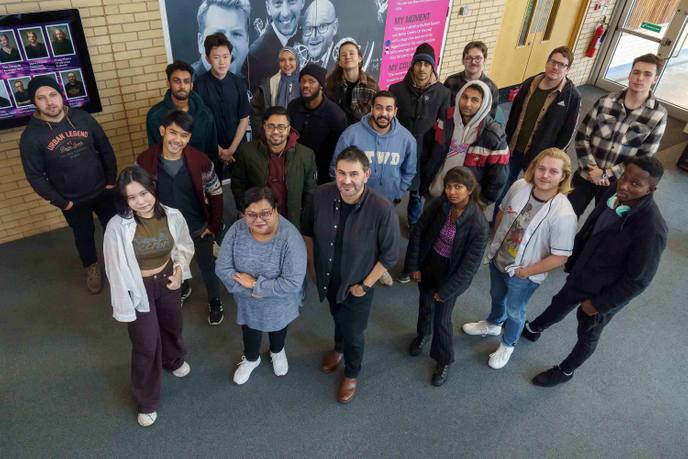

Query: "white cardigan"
(485, 179), (577, 284)
(103, 206), (194, 322)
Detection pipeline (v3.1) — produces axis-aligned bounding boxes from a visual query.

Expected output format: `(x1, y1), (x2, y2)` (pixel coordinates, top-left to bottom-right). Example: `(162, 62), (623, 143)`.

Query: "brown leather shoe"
(321, 351), (343, 373)
(338, 376), (358, 403)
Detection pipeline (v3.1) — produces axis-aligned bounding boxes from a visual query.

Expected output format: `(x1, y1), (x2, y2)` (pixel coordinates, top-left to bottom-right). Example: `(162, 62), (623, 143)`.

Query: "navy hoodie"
(20, 107), (117, 210)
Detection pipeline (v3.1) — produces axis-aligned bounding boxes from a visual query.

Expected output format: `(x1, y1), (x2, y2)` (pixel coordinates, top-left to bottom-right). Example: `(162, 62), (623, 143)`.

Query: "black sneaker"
(208, 297), (223, 326)
(521, 321), (541, 342)
(408, 335), (427, 356)
(397, 272), (411, 283)
(180, 281), (192, 306)
(532, 366), (573, 387)
(432, 363), (450, 386)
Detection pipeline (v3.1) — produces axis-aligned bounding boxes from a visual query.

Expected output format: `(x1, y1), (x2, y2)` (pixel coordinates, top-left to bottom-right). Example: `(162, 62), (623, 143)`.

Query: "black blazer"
(404, 196), (489, 300)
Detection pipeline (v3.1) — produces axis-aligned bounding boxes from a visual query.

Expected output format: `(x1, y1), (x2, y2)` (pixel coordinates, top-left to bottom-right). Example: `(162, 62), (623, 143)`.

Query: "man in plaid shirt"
(568, 54), (667, 217)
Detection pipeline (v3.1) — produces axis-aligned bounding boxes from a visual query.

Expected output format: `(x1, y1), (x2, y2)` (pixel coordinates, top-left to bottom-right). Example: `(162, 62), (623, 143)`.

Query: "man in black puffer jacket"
(389, 43), (450, 229)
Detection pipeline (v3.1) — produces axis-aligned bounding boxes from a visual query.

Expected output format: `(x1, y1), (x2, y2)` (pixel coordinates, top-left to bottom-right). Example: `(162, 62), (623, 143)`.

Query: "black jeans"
(328, 289), (375, 378)
(61, 188), (117, 267)
(529, 283), (613, 373)
(567, 172), (615, 218)
(242, 324), (288, 362)
(192, 232), (221, 301)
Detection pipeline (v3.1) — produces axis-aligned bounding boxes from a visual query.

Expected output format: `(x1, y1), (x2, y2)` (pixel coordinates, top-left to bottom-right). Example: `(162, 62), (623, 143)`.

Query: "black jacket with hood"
(20, 107), (117, 210)
(389, 69), (451, 191)
(565, 187), (667, 316)
(404, 195), (489, 300)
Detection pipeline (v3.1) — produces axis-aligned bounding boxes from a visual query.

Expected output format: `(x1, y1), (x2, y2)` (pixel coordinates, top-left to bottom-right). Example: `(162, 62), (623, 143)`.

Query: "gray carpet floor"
(2, 90), (688, 458)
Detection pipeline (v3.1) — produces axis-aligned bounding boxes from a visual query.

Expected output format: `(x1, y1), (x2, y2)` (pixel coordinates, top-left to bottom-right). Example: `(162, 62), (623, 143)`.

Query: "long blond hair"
(523, 148), (574, 195)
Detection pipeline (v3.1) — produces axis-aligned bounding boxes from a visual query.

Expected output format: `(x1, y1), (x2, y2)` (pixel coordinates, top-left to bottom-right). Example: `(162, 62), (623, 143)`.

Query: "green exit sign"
(640, 22), (662, 33)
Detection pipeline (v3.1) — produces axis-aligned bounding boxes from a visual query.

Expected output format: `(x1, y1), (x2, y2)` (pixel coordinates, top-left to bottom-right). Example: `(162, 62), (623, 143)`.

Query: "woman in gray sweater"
(216, 187), (307, 385)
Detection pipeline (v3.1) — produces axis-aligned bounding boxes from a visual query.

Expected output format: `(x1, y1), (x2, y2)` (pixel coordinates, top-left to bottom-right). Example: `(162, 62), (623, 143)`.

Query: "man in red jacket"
(136, 110), (225, 326)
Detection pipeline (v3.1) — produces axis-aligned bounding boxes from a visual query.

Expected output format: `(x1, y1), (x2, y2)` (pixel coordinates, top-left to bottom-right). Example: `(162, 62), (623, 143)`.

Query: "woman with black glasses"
(216, 187), (307, 385)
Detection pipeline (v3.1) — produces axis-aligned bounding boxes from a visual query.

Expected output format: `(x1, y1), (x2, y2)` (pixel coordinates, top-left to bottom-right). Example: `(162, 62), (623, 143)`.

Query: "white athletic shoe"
(172, 361), (190, 378)
(233, 356), (261, 385)
(270, 348), (289, 376)
(462, 321), (502, 336)
(488, 343), (514, 369)
(379, 271), (393, 287)
(137, 411), (157, 427)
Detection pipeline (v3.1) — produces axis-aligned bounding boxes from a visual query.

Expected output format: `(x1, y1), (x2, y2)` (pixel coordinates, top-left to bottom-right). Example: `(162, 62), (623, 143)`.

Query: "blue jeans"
(407, 190), (425, 226)
(492, 149), (524, 222)
(486, 262), (540, 347)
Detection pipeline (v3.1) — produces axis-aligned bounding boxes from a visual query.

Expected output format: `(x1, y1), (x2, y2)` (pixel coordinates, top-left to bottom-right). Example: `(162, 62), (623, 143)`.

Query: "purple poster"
(1, 19), (90, 121)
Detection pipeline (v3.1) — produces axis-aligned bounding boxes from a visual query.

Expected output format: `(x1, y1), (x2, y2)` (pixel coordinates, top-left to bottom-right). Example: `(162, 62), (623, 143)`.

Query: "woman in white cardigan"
(103, 166), (194, 427)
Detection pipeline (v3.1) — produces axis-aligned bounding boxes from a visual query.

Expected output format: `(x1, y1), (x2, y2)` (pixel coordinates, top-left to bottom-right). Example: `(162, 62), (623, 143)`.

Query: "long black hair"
(114, 166), (166, 221)
(443, 166), (486, 210)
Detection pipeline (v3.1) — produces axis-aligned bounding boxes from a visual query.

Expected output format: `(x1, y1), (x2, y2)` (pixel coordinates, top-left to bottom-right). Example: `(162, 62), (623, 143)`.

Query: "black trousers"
(61, 188), (117, 267)
(417, 250), (457, 364)
(567, 172), (615, 218)
(417, 288), (458, 365)
(529, 283), (614, 373)
(328, 290), (375, 378)
(242, 324), (289, 362)
(191, 232), (221, 301)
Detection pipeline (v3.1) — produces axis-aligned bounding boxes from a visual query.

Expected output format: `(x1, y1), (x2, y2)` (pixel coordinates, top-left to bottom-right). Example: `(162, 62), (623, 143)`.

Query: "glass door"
(595, 0), (688, 120)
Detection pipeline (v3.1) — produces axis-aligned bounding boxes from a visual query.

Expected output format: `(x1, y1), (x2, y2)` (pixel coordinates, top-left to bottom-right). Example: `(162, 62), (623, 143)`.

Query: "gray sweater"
(216, 215), (307, 331)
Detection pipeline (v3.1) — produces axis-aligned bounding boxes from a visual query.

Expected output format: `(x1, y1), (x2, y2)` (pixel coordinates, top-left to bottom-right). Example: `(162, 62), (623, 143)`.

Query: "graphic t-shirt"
(133, 214), (173, 270)
(494, 193), (547, 272)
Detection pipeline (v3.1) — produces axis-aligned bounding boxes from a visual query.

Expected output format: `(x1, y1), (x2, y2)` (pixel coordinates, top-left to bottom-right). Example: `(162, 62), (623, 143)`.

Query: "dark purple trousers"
(127, 262), (186, 413)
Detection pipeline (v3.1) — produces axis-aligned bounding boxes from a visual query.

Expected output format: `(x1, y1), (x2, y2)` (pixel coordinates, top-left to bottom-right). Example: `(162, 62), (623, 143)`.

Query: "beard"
(372, 115), (391, 129)
(172, 90), (189, 101)
(304, 86), (321, 103)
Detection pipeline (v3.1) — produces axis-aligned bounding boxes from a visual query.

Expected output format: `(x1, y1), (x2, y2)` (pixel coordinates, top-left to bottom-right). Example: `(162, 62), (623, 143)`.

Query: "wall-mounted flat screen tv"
(0, 8), (101, 130)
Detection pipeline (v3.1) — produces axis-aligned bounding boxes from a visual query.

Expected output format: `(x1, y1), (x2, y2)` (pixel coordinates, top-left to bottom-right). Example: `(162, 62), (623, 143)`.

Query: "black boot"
(532, 366), (573, 387)
(432, 363), (450, 386)
(408, 335), (428, 356)
(521, 321), (542, 342)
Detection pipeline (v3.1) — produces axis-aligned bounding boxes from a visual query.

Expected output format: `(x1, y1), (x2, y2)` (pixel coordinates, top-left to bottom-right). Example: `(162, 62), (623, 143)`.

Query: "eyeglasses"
(245, 209), (274, 222)
(265, 124), (289, 133)
(547, 59), (569, 70)
(464, 56), (483, 63)
(302, 21), (335, 37)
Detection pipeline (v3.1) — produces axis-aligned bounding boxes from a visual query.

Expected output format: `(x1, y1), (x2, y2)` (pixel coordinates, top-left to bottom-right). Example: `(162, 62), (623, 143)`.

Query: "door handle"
(528, 41), (532, 45)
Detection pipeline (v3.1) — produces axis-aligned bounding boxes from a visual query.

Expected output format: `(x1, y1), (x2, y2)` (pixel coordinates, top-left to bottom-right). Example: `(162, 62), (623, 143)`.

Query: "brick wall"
(0, 0), (167, 244)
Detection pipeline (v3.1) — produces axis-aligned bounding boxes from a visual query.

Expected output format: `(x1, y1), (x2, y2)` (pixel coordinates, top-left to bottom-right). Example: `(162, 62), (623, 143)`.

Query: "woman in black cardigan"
(404, 166), (489, 386)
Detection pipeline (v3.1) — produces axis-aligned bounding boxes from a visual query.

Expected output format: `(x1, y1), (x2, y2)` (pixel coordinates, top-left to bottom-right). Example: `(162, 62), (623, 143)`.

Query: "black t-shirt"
(327, 201), (356, 301)
(344, 79), (359, 111)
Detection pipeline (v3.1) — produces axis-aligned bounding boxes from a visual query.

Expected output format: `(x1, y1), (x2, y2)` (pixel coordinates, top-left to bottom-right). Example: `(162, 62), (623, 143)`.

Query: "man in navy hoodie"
(522, 156), (668, 386)
(19, 76), (117, 294)
(329, 90), (416, 286)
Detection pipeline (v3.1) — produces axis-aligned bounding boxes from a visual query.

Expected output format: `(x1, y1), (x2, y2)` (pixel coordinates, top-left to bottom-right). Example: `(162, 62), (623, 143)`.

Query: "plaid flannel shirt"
(342, 71), (379, 120)
(575, 90), (667, 179)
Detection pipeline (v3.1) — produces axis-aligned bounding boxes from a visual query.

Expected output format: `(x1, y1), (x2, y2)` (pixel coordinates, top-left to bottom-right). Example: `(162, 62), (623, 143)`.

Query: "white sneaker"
(488, 343), (514, 369)
(379, 271), (393, 287)
(233, 356), (261, 385)
(137, 411), (157, 427)
(462, 321), (502, 336)
(270, 348), (289, 376)
(172, 361), (190, 378)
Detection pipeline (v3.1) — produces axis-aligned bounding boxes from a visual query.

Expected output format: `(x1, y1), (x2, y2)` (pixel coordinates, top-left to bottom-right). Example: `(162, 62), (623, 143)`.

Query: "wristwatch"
(361, 283), (372, 293)
(601, 170), (609, 180)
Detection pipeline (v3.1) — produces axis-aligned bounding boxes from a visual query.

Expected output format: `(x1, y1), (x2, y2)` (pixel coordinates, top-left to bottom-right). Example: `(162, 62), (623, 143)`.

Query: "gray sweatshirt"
(216, 215), (307, 331)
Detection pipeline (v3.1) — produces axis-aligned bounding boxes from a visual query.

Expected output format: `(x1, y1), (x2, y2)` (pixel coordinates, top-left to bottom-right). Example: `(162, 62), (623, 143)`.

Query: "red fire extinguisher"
(586, 24), (606, 58)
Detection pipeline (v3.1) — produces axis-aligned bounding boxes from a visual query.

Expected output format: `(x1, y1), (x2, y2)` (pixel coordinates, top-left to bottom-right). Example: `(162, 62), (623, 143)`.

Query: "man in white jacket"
(462, 148), (577, 369)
